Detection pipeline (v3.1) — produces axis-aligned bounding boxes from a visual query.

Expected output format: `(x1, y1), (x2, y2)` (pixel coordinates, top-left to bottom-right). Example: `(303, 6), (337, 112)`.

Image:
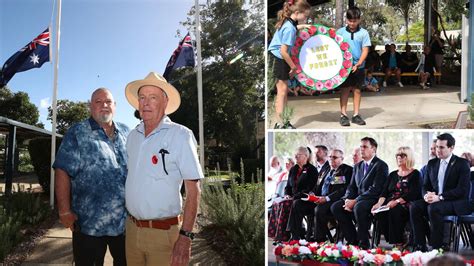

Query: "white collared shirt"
(125, 116), (204, 220)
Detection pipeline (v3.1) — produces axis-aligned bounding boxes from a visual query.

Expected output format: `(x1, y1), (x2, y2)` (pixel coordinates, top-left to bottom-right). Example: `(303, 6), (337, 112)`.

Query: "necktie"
(322, 169), (334, 196)
(363, 162), (369, 176)
(438, 160), (448, 194)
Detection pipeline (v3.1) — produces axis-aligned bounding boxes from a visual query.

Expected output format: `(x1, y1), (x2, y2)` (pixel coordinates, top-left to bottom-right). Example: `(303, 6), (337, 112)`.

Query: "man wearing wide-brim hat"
(124, 72), (203, 265)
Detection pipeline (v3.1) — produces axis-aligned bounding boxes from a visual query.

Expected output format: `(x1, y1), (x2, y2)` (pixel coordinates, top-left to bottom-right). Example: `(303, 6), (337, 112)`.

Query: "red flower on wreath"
(291, 47), (299, 56)
(391, 253), (401, 261)
(339, 68), (348, 78)
(308, 26), (317, 35)
(152, 155), (158, 164)
(274, 246), (283, 256)
(341, 249), (352, 258)
(306, 79), (315, 87)
(295, 38), (303, 47)
(292, 247), (299, 255)
(343, 60), (352, 69)
(340, 42), (349, 51)
(324, 80), (333, 89)
(289, 240), (299, 245)
(329, 28), (336, 38)
(376, 247), (383, 254)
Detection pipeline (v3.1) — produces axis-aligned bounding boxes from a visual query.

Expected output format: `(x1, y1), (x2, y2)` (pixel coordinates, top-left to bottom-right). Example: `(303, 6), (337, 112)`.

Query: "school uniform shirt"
(268, 18), (298, 59)
(126, 116), (204, 220)
(337, 26), (371, 68)
(53, 118), (129, 237)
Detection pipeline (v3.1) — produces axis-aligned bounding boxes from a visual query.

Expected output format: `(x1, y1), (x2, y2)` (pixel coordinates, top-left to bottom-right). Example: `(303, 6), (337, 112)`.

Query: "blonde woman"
(371, 147), (422, 248)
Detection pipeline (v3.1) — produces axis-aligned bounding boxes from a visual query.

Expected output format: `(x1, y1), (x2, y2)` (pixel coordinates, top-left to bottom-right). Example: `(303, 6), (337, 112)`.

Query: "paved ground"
(21, 220), (225, 266)
(267, 85), (468, 129)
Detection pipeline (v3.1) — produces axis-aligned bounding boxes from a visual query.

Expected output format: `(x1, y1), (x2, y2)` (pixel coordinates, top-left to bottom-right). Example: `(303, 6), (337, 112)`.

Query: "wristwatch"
(179, 229), (195, 240)
(439, 195), (444, 201)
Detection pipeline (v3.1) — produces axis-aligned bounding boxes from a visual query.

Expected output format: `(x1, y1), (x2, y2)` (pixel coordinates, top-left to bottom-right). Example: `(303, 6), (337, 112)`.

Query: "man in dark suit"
(312, 149), (353, 242)
(315, 145), (330, 176)
(410, 133), (471, 251)
(331, 137), (389, 249)
(288, 145), (330, 240)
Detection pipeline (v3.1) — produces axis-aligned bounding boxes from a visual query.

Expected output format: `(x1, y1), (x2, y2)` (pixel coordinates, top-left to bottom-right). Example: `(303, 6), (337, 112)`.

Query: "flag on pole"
(0, 28), (50, 87)
(163, 33), (195, 80)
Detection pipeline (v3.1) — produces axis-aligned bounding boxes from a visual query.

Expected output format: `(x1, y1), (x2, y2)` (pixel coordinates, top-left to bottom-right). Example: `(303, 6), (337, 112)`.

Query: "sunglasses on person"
(396, 153), (407, 158)
(329, 156), (341, 159)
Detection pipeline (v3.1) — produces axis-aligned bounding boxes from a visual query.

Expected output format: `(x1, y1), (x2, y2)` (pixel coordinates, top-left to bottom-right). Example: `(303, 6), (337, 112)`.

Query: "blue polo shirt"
(337, 26), (371, 68)
(268, 19), (298, 59)
(53, 118), (129, 236)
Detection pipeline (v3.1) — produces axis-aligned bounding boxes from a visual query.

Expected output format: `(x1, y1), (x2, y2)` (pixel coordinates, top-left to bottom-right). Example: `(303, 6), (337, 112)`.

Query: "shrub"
(200, 170), (264, 265)
(28, 138), (62, 193)
(0, 192), (51, 261)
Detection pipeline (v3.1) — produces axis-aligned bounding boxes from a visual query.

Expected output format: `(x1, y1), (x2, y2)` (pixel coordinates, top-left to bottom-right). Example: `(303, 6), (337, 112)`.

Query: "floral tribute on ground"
(274, 240), (443, 265)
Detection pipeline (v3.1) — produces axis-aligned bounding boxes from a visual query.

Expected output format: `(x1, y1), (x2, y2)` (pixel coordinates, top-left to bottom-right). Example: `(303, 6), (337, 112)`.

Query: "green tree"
(397, 21), (425, 43)
(172, 1), (264, 162)
(0, 86), (40, 126)
(386, 0), (418, 42)
(47, 99), (89, 134)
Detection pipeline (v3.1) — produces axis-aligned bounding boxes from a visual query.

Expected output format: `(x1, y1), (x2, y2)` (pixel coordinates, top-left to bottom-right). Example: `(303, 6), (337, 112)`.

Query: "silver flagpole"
(195, 0), (204, 170)
(50, 0), (62, 208)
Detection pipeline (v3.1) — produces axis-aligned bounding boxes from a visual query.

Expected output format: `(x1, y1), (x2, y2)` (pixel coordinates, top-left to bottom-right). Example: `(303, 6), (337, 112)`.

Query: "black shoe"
(358, 241), (370, 250)
(412, 244), (428, 252)
(351, 114), (366, 126)
(274, 123), (282, 129)
(283, 121), (296, 129)
(340, 115), (350, 126)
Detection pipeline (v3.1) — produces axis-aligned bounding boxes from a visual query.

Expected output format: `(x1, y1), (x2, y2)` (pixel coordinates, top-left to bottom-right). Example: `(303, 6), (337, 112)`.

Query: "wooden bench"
(372, 72), (441, 84)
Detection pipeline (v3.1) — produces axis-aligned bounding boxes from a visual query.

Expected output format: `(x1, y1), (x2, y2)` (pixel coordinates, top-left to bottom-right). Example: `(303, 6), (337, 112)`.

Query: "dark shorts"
(271, 53), (291, 81)
(340, 68), (365, 88)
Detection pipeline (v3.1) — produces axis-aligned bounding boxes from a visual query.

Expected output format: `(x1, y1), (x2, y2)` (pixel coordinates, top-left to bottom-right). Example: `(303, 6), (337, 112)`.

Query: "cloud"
(40, 97), (50, 109)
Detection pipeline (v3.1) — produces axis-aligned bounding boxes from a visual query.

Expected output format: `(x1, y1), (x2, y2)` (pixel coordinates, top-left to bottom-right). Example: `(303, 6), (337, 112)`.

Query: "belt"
(129, 215), (179, 230)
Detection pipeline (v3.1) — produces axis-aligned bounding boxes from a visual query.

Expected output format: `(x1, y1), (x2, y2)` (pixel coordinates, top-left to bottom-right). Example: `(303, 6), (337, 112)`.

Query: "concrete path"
(22, 221), (113, 266)
(268, 85), (468, 129)
(22, 220), (225, 266)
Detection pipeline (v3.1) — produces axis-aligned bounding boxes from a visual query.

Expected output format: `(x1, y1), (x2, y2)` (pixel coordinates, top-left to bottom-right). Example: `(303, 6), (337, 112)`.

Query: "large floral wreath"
(274, 240), (444, 265)
(290, 24), (353, 91)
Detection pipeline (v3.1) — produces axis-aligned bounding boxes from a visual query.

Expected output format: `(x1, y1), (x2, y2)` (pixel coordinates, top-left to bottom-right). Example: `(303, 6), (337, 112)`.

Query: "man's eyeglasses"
(329, 156), (341, 160)
(396, 153), (407, 158)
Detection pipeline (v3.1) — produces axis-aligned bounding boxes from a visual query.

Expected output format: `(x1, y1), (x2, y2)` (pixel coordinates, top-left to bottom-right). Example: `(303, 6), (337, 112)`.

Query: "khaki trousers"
(126, 217), (179, 266)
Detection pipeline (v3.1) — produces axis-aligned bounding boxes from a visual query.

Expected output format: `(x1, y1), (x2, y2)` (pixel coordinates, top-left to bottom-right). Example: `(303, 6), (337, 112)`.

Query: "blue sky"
(1, 0), (201, 130)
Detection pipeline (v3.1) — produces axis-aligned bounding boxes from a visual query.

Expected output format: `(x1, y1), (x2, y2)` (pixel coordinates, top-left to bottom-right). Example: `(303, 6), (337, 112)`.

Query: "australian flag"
(163, 33), (195, 80)
(0, 28), (50, 87)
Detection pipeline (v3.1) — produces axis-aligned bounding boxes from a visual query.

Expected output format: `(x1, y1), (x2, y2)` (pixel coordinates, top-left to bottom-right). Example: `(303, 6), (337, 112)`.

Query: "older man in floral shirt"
(53, 88), (129, 265)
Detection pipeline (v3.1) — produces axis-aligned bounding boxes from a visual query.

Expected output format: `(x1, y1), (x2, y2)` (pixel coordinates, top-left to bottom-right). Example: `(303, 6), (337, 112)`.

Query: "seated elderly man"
(312, 149), (353, 242)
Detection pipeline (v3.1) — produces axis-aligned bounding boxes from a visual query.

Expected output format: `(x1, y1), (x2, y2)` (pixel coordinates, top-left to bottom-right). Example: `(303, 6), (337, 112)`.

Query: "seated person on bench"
(381, 44), (404, 88)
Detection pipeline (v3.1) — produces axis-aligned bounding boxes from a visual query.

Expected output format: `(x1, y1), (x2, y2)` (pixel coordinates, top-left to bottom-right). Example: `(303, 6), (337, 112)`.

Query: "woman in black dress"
(371, 146), (422, 248)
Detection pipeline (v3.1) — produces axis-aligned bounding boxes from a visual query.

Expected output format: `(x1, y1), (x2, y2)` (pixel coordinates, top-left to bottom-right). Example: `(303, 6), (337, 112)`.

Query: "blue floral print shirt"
(53, 118), (129, 236)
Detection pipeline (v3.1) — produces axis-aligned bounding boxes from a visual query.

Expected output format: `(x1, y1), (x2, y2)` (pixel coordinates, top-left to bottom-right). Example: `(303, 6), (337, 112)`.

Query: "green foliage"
(27, 138), (62, 194)
(48, 99), (89, 135)
(0, 192), (51, 262)
(0, 87), (39, 126)
(200, 170), (264, 265)
(469, 94), (474, 122)
(396, 21), (425, 43)
(18, 149), (34, 173)
(173, 1), (264, 158)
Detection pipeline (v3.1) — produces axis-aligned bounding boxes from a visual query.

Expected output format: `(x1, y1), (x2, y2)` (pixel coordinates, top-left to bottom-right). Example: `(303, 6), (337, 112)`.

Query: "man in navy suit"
(410, 133), (471, 251)
(331, 137), (389, 249)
